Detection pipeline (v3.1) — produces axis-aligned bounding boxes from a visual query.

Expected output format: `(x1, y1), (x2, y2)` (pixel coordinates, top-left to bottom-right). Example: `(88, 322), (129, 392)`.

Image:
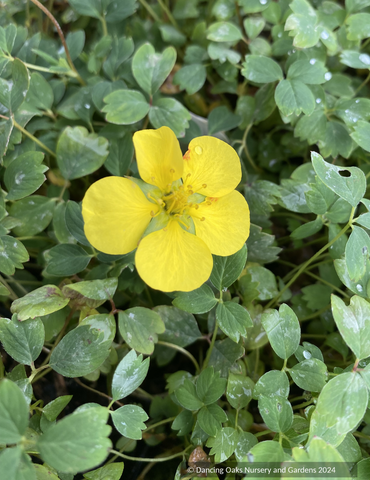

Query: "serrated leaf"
(208, 105), (241, 134)
(37, 407), (111, 473)
(287, 59), (327, 84)
(285, 0), (320, 48)
(210, 245), (248, 290)
(149, 97), (191, 137)
(275, 79), (315, 116)
(175, 378), (203, 411)
(5, 151), (47, 201)
(216, 302), (253, 343)
(9, 196), (55, 237)
(111, 405), (148, 440)
(45, 244), (91, 276)
(311, 151), (366, 207)
(118, 307), (165, 355)
(261, 304), (300, 359)
(173, 64), (206, 95)
(11, 285), (69, 320)
(132, 43), (176, 96)
(173, 285), (217, 314)
(197, 404), (227, 437)
(253, 370), (290, 399)
(0, 236), (29, 276)
(0, 316), (44, 365)
(226, 373), (254, 409)
(111, 349), (149, 401)
(258, 394), (293, 432)
(155, 305), (201, 347)
(0, 379), (29, 444)
(103, 89), (149, 124)
(0, 58), (29, 114)
(208, 338), (244, 377)
(206, 427), (238, 462)
(242, 55), (283, 83)
(196, 367), (227, 405)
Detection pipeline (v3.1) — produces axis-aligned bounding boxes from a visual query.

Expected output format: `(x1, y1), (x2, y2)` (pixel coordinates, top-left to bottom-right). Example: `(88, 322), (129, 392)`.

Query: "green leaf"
(175, 378), (203, 411)
(50, 324), (110, 377)
(258, 395), (293, 433)
(111, 349), (149, 401)
(24, 72), (54, 114)
(206, 427), (238, 462)
(173, 64), (206, 95)
(103, 37), (134, 80)
(0, 379), (29, 444)
(207, 105), (241, 134)
(118, 307), (165, 355)
(340, 50), (370, 69)
(111, 405), (148, 440)
(79, 314), (116, 343)
(351, 120), (370, 153)
(207, 22), (242, 42)
(346, 0), (370, 12)
(226, 373), (254, 409)
(335, 99), (370, 127)
(216, 302), (253, 343)
(68, 0), (101, 18)
(253, 370), (290, 399)
(247, 265), (278, 300)
(285, 0), (320, 48)
(332, 294), (370, 360)
(196, 367), (227, 405)
(346, 13), (370, 41)
(246, 224), (281, 264)
(241, 55), (283, 83)
(104, 134), (133, 177)
(132, 43), (176, 96)
(210, 246), (247, 291)
(0, 236), (29, 276)
(345, 226), (370, 282)
(208, 43), (241, 64)
(56, 126), (108, 180)
(45, 244), (91, 276)
(235, 431), (258, 461)
(103, 90), (149, 124)
(244, 16), (265, 39)
(0, 58), (29, 114)
(311, 151), (366, 207)
(43, 395), (73, 422)
(172, 410), (193, 436)
(11, 285), (69, 320)
(197, 404), (227, 437)
(244, 180), (280, 216)
(287, 59), (327, 84)
(173, 285), (217, 314)
(83, 463), (124, 480)
(62, 278), (118, 308)
(65, 201), (90, 246)
(275, 79), (315, 116)
(295, 342), (324, 363)
(289, 358), (327, 392)
(4, 152), (47, 201)
(208, 338), (244, 377)
(261, 304), (300, 359)
(105, 0), (137, 22)
(0, 24), (16, 54)
(309, 372), (368, 443)
(290, 217), (323, 240)
(0, 316), (44, 365)
(319, 121), (353, 159)
(155, 306), (201, 347)
(9, 196), (55, 237)
(149, 97), (190, 137)
(37, 407), (111, 473)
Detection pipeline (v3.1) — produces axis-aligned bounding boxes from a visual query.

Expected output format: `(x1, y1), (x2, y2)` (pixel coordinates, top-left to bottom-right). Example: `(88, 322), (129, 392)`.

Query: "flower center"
(162, 185), (192, 216)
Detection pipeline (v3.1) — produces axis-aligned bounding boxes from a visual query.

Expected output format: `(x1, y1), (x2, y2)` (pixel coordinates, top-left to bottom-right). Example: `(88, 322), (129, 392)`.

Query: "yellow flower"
(82, 127), (250, 292)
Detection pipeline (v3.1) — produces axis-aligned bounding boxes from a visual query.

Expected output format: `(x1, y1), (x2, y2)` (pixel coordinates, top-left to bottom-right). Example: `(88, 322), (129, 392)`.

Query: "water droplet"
(320, 30), (330, 40)
(310, 58), (317, 65)
(362, 246), (368, 255)
(356, 284), (363, 292)
(355, 99), (360, 104)
(303, 350), (312, 359)
(324, 72), (332, 81)
(260, 0), (267, 4)
(316, 98), (322, 104)
(359, 54), (370, 66)
(277, 403), (282, 412)
(247, 453), (254, 463)
(195, 146), (203, 155)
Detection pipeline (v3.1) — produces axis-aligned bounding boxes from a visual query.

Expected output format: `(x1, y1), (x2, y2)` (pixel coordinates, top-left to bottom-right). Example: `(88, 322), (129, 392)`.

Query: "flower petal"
(135, 220), (213, 292)
(183, 136), (241, 197)
(133, 126), (183, 191)
(189, 190), (250, 256)
(82, 177), (158, 255)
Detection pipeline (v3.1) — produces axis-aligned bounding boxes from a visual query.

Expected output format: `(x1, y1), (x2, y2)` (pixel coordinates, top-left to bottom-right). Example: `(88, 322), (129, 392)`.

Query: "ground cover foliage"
(1, 0), (370, 478)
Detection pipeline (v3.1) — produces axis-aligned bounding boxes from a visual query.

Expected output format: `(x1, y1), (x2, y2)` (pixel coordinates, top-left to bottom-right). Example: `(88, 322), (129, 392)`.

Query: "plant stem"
(13, 119), (57, 157)
(139, 0), (162, 22)
(299, 304), (330, 322)
(242, 124), (263, 173)
(110, 445), (192, 463)
(255, 429), (273, 437)
(0, 275), (18, 300)
(28, 364), (50, 383)
(100, 15), (108, 36)
(202, 321), (218, 370)
(29, 0), (85, 85)
(354, 72), (370, 96)
(266, 208), (355, 309)
(157, 0), (178, 28)
(74, 377), (123, 407)
(157, 341), (200, 373)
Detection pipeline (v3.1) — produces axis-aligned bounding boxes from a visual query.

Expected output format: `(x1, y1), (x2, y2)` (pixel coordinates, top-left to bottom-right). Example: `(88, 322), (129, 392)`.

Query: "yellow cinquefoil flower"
(82, 127), (250, 292)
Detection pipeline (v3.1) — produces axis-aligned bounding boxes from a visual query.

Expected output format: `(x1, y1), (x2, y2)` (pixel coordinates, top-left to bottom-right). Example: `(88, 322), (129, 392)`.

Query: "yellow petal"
(133, 126), (183, 191)
(135, 220), (213, 292)
(189, 190), (250, 256)
(183, 136), (241, 197)
(82, 177), (158, 255)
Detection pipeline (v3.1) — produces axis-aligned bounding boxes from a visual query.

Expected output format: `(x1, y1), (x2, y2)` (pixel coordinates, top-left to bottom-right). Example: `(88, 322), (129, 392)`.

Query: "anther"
(187, 185), (193, 189)
(150, 211), (155, 216)
(186, 173), (191, 178)
(202, 184), (207, 188)
(194, 205), (199, 210)
(200, 217), (205, 221)
(188, 190), (194, 195)
(170, 168), (175, 173)
(206, 201), (212, 205)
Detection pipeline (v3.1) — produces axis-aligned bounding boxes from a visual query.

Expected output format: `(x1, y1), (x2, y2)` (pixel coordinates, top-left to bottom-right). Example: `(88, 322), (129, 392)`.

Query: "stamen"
(202, 184), (207, 189)
(186, 173), (191, 178)
(200, 217), (205, 221)
(187, 185), (193, 189)
(170, 168), (175, 173)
